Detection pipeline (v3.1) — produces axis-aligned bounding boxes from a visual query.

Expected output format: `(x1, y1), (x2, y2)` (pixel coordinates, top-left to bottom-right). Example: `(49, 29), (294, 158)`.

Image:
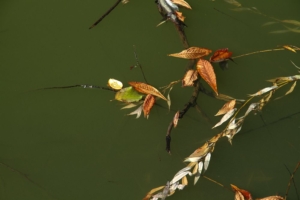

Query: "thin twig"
(35, 84), (116, 92)
(133, 45), (148, 83)
(89, 0), (122, 29)
(285, 162), (300, 200)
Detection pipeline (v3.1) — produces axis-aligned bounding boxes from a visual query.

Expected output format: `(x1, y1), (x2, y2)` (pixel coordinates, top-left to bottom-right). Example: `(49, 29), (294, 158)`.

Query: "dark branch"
(89, 0), (122, 29)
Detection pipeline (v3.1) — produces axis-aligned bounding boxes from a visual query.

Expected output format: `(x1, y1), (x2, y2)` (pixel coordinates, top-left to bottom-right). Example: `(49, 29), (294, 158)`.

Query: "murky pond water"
(0, 0), (299, 199)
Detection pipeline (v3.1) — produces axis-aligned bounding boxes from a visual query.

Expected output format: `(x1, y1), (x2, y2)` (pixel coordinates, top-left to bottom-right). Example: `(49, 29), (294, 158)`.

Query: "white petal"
(198, 161), (204, 174)
(204, 153), (211, 171)
(166, 0), (179, 11)
(127, 104), (143, 118)
(194, 162), (203, 185)
(212, 108), (236, 128)
(170, 171), (192, 185)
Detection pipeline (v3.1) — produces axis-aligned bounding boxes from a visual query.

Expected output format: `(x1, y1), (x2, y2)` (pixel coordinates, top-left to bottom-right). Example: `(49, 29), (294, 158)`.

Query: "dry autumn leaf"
(175, 11), (185, 22)
(143, 94), (155, 118)
(215, 99), (236, 116)
(283, 45), (297, 53)
(196, 59), (218, 95)
(182, 69), (198, 87)
(231, 184), (252, 200)
(143, 185), (165, 200)
(168, 47), (212, 59)
(173, 111), (180, 127)
(209, 48), (233, 62)
(128, 82), (168, 101)
(171, 0), (192, 9)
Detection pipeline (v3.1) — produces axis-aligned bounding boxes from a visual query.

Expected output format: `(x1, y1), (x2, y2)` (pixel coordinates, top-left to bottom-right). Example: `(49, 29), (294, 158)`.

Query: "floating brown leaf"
(168, 47), (212, 59)
(196, 59), (218, 95)
(182, 70), (198, 87)
(215, 99), (236, 116)
(128, 82), (168, 101)
(209, 48), (233, 62)
(143, 94), (155, 118)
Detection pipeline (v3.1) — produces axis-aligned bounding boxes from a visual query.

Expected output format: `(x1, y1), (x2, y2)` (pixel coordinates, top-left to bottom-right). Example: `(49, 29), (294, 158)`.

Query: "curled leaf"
(194, 161), (203, 185)
(127, 104), (143, 118)
(215, 99), (236, 116)
(182, 70), (198, 87)
(285, 81), (297, 95)
(184, 142), (211, 162)
(248, 85), (278, 96)
(168, 47), (212, 59)
(143, 185), (165, 200)
(128, 82), (167, 101)
(212, 108), (236, 129)
(182, 176), (188, 185)
(143, 94), (155, 118)
(283, 45), (297, 53)
(197, 59), (218, 95)
(209, 48), (233, 63)
(244, 103), (258, 116)
(175, 11), (185, 22)
(170, 171), (192, 185)
(230, 184), (252, 200)
(173, 111), (180, 127)
(171, 0), (192, 9)
(204, 152), (211, 171)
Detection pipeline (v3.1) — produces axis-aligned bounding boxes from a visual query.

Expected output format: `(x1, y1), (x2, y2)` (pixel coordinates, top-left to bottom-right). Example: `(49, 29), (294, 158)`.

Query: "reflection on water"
(0, 0), (299, 199)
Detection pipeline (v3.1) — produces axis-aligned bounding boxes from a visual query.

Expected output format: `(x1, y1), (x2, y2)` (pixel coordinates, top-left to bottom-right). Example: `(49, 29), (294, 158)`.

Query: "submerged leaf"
(182, 70), (198, 87)
(269, 30), (291, 34)
(284, 26), (300, 33)
(143, 94), (155, 118)
(212, 108), (236, 128)
(115, 86), (143, 102)
(262, 21), (278, 26)
(197, 59), (218, 95)
(168, 47), (212, 59)
(171, 0), (192, 9)
(128, 82), (167, 101)
(283, 45), (297, 53)
(215, 99), (236, 116)
(224, 0), (242, 7)
(281, 19), (300, 27)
